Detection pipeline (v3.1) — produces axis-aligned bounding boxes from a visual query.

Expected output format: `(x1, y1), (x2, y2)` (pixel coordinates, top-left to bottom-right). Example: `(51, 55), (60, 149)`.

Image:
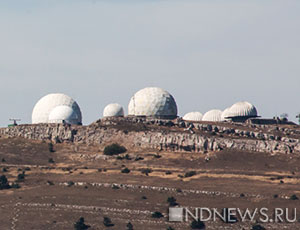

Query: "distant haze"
(0, 0), (299, 127)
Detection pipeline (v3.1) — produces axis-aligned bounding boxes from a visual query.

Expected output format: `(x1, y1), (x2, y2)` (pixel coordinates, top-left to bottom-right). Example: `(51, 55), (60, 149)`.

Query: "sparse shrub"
(184, 171), (197, 178)
(2, 168), (7, 172)
(165, 171), (172, 175)
(151, 211), (164, 218)
(252, 224), (266, 230)
(191, 219), (205, 229)
(48, 143), (55, 152)
(273, 194), (278, 199)
(103, 217), (114, 227)
(167, 197), (178, 207)
(121, 168), (131, 174)
(1, 158), (5, 162)
(240, 193), (245, 198)
(153, 154), (161, 159)
(112, 184), (120, 190)
(167, 227), (175, 230)
(74, 217), (90, 230)
(0, 175), (11, 190)
(47, 180), (54, 186)
(98, 168), (102, 172)
(103, 143), (127, 156)
(124, 154), (132, 160)
(126, 222), (133, 230)
(67, 181), (75, 187)
(141, 168), (153, 176)
(116, 156), (123, 160)
(176, 188), (182, 193)
(135, 156), (144, 161)
(24, 167), (31, 171)
(141, 196), (147, 200)
(48, 158), (55, 163)
(16, 172), (25, 182)
(290, 194), (299, 200)
(11, 183), (21, 189)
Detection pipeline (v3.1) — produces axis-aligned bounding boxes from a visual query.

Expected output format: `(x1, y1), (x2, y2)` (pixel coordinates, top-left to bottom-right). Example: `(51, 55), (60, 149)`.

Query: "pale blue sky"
(0, 0), (299, 126)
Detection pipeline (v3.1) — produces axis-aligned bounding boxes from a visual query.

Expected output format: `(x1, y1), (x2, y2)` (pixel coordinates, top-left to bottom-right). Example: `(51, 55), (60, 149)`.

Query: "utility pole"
(8, 119), (21, 127)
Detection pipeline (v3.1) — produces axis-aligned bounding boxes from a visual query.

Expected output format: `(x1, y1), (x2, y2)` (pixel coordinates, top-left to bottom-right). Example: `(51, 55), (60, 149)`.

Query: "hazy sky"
(0, 0), (299, 126)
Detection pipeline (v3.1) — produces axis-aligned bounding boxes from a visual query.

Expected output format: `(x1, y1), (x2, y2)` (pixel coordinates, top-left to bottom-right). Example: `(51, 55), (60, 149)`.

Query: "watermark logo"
(169, 207), (298, 223)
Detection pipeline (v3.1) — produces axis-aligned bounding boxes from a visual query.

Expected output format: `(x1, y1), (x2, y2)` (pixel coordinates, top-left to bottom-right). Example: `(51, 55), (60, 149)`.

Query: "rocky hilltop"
(0, 117), (299, 154)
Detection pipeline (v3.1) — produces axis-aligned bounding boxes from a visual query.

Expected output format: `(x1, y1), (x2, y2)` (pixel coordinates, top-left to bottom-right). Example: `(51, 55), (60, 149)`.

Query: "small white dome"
(228, 101), (258, 117)
(49, 105), (80, 124)
(103, 103), (124, 117)
(183, 112), (203, 121)
(128, 87), (177, 118)
(221, 107), (231, 121)
(202, 109), (223, 122)
(32, 93), (82, 124)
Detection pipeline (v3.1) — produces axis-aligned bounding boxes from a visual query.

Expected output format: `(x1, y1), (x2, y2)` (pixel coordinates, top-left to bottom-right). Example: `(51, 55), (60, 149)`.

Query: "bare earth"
(0, 136), (300, 230)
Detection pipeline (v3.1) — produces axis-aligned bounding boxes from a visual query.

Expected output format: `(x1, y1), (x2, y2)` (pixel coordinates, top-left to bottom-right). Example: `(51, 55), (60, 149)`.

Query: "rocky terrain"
(0, 118), (299, 229)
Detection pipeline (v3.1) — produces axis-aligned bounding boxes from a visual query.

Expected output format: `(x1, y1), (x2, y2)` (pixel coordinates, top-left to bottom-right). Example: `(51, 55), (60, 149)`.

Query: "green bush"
(126, 222), (133, 230)
(103, 217), (114, 227)
(103, 144), (127, 156)
(290, 194), (299, 200)
(74, 217), (90, 230)
(11, 183), (21, 189)
(184, 171), (197, 178)
(48, 143), (55, 152)
(151, 211), (164, 218)
(121, 168), (131, 174)
(0, 175), (11, 190)
(167, 197), (178, 207)
(252, 224), (266, 230)
(191, 220), (205, 229)
(141, 168), (153, 176)
(16, 172), (25, 182)
(48, 158), (55, 163)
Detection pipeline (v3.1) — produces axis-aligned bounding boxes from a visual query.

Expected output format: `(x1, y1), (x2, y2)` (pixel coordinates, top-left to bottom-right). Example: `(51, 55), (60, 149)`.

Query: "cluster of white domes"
(183, 112), (203, 121)
(32, 93), (82, 125)
(31, 89), (258, 125)
(183, 101), (258, 122)
(128, 87), (177, 119)
(103, 103), (124, 117)
(32, 87), (178, 125)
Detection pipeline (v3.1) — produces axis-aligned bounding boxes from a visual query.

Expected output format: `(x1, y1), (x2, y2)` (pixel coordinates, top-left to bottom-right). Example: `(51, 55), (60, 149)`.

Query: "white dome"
(202, 109), (223, 122)
(49, 105), (80, 125)
(103, 103), (124, 117)
(228, 101), (258, 117)
(128, 87), (177, 118)
(221, 107), (231, 121)
(183, 112), (203, 121)
(32, 93), (82, 124)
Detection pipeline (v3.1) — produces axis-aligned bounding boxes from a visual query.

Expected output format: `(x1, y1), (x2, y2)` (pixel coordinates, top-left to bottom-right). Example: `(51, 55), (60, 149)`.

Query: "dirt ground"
(0, 138), (300, 230)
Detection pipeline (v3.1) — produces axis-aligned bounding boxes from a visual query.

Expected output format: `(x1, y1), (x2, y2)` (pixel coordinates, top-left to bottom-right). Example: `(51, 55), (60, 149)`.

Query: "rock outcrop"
(0, 117), (299, 154)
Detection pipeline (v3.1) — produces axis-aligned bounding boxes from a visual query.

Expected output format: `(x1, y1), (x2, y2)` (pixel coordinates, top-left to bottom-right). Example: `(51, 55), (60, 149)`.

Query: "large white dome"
(32, 93), (82, 124)
(103, 103), (124, 117)
(128, 87), (177, 118)
(227, 101), (258, 118)
(202, 109), (222, 122)
(221, 107), (231, 121)
(49, 105), (80, 125)
(183, 112), (203, 121)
